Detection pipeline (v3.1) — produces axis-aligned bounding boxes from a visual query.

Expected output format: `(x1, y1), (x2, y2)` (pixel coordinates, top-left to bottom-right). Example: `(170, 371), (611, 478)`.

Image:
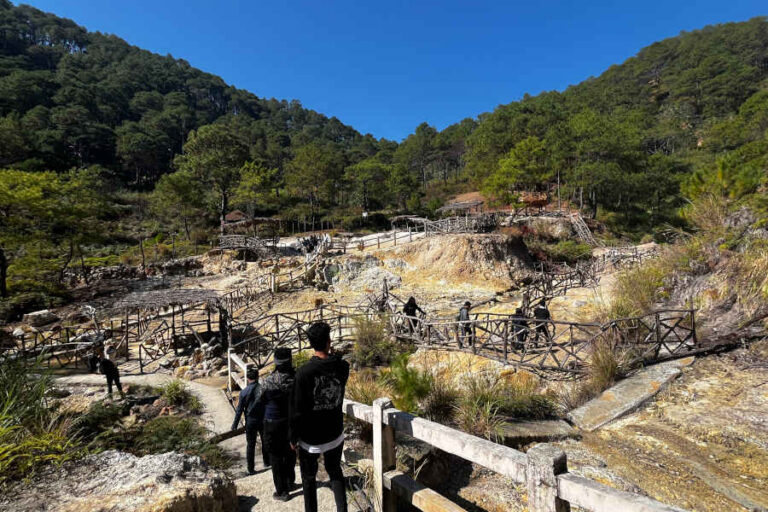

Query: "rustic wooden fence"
(345, 397), (687, 512)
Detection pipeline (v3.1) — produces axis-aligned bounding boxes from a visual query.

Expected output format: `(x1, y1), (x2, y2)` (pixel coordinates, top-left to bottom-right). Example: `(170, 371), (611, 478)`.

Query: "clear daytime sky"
(16, 1), (768, 141)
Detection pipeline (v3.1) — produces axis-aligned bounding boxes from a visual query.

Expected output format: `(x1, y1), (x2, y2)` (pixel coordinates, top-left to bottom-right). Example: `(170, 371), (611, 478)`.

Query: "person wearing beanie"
(260, 347), (297, 501)
(290, 322), (349, 512)
(232, 366), (268, 474)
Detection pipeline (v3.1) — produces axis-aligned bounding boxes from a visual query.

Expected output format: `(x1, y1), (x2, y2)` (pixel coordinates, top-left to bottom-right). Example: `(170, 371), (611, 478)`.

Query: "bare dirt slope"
(560, 340), (768, 512)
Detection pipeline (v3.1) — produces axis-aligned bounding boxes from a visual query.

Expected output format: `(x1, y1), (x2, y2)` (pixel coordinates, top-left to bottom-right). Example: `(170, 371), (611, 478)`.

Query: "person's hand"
(290, 443), (298, 451)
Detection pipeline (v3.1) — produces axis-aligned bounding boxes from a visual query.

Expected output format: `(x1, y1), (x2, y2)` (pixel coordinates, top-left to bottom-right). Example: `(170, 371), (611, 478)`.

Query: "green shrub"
(159, 380), (202, 413)
(132, 416), (228, 468)
(292, 350), (312, 369)
(381, 354), (432, 413)
(0, 292), (49, 323)
(351, 316), (400, 367)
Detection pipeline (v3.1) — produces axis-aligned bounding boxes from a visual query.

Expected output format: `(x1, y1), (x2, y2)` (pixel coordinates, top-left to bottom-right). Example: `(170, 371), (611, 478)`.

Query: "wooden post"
(377, 235), (380, 249)
(526, 444), (570, 512)
(393, 229), (397, 246)
(373, 398), (396, 512)
(227, 348), (233, 393)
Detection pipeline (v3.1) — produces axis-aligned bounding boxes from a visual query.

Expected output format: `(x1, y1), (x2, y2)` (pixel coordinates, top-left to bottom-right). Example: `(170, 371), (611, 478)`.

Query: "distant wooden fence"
(345, 397), (687, 512)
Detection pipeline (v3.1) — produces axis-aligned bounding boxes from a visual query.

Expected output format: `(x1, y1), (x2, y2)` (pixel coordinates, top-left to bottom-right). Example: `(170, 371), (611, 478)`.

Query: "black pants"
(105, 371), (122, 395)
(263, 418), (296, 495)
(299, 443), (347, 512)
(245, 420), (270, 472)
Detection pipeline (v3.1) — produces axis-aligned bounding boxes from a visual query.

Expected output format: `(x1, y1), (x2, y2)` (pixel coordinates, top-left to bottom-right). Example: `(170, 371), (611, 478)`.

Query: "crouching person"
(261, 348), (297, 501)
(290, 322), (350, 512)
(232, 367), (267, 475)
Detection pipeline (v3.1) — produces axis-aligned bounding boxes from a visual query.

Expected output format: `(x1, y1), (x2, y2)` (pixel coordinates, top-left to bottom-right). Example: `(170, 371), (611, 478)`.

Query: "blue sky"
(18, 1), (767, 141)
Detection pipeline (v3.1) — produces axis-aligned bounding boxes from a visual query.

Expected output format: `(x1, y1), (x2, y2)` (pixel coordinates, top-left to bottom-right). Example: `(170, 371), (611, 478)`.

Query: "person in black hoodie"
(402, 296), (425, 334)
(290, 322), (349, 512)
(260, 347), (296, 502)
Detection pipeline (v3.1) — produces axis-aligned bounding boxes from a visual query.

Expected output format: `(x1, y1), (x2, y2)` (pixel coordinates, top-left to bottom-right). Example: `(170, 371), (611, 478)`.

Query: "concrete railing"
(344, 397), (687, 512)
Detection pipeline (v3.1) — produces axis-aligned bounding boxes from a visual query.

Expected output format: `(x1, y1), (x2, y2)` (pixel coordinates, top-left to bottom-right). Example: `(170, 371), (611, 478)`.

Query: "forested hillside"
(1, 0), (767, 307)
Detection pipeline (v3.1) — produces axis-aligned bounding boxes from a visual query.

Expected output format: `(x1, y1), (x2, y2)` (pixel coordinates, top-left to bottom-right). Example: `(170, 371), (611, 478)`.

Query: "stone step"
(567, 356), (695, 432)
(501, 419), (579, 445)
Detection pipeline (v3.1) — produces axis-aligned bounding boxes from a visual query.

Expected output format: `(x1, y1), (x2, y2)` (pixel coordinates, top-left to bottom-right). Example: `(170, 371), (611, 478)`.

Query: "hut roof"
(224, 210), (248, 222)
(436, 200), (483, 213)
(112, 289), (220, 310)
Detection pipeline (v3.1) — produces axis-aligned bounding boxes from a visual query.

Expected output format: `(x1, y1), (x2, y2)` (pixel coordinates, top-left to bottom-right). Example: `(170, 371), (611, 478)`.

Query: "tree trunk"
(79, 245), (89, 285)
(183, 217), (191, 240)
(59, 239), (75, 284)
(0, 246), (8, 298)
(219, 192), (228, 236)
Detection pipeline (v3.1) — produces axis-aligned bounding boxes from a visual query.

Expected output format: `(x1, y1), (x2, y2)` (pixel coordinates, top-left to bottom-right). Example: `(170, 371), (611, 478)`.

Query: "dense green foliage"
(1, 1), (766, 303)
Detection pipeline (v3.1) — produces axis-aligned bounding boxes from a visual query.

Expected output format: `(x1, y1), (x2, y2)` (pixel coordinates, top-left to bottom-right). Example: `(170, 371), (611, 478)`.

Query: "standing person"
(511, 307), (529, 350)
(93, 351), (125, 399)
(261, 348), (297, 502)
(290, 322), (349, 512)
(533, 299), (552, 344)
(402, 296), (425, 334)
(457, 301), (473, 348)
(231, 367), (268, 475)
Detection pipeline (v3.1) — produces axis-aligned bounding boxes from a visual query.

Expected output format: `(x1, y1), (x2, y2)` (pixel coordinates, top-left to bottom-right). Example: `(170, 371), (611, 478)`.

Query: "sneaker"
(273, 492), (290, 502)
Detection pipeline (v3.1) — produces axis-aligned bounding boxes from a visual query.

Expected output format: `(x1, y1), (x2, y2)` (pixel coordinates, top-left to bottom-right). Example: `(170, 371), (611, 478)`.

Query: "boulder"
(0, 450), (237, 512)
(22, 309), (60, 327)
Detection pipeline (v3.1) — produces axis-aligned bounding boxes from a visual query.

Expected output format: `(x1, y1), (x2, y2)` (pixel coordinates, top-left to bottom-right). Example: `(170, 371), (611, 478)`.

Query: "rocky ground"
(4, 227), (767, 512)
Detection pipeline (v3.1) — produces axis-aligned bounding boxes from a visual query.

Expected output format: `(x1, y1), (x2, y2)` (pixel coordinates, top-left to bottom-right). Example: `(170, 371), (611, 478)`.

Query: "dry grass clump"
(345, 369), (393, 406)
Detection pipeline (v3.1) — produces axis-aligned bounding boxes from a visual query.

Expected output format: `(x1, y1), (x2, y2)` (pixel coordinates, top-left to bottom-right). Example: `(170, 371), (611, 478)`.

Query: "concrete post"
(373, 398), (396, 512)
(526, 443), (570, 512)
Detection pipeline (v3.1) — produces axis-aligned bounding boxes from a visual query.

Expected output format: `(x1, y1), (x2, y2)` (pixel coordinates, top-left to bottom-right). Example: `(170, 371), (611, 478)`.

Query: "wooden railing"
(345, 397), (687, 512)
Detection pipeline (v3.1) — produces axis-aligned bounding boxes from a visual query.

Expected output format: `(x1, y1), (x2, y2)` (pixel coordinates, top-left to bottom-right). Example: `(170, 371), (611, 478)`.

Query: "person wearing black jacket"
(90, 351), (125, 399)
(533, 299), (552, 344)
(402, 296), (424, 333)
(290, 322), (349, 512)
(260, 348), (296, 502)
(231, 367), (268, 474)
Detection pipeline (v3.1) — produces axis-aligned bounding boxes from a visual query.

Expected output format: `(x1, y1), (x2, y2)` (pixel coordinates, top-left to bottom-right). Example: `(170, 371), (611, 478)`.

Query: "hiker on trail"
(232, 367), (268, 475)
(290, 322), (350, 512)
(512, 307), (529, 350)
(260, 348), (297, 502)
(533, 299), (552, 344)
(91, 350), (125, 399)
(457, 301), (473, 348)
(402, 296), (425, 334)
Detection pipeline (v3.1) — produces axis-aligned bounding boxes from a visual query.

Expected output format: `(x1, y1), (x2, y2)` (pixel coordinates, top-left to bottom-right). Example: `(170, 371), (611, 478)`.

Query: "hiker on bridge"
(533, 299), (552, 344)
(260, 347), (296, 502)
(512, 307), (529, 350)
(457, 301), (474, 348)
(403, 296), (425, 334)
(231, 367), (268, 475)
(290, 321), (350, 512)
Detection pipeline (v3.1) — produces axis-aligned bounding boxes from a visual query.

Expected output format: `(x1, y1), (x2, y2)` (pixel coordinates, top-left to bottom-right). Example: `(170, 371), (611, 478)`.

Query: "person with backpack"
(260, 348), (297, 502)
(290, 322), (349, 512)
(232, 367), (268, 474)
